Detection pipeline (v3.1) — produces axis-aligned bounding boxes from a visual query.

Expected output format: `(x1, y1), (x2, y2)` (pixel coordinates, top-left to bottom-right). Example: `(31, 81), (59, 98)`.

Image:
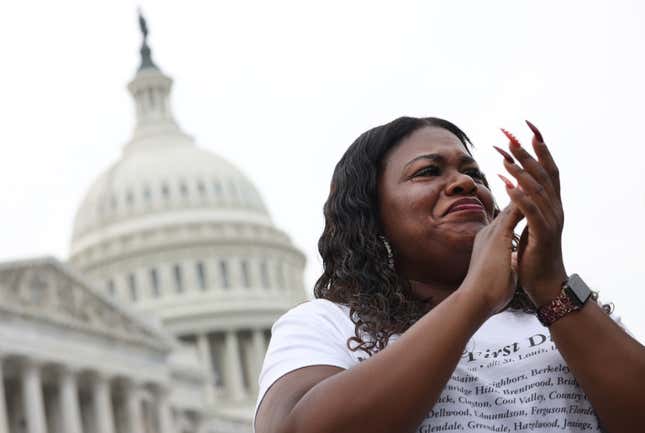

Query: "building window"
(149, 268), (160, 297)
(219, 260), (229, 289)
(240, 260), (251, 288)
(128, 273), (138, 301)
(210, 334), (225, 387)
(162, 183), (170, 200)
(260, 261), (270, 288)
(197, 181), (206, 196)
(238, 331), (251, 389)
(173, 264), (183, 293)
(126, 190), (134, 206)
(180, 182), (188, 197)
(196, 262), (207, 290)
(106, 279), (115, 297)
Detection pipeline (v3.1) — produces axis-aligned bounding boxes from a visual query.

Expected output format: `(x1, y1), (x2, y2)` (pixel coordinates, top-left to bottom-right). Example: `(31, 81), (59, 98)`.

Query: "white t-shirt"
(255, 298), (617, 433)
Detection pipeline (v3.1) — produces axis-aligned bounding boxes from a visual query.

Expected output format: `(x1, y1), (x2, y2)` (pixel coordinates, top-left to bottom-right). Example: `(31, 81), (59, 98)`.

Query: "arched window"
(196, 262), (207, 290)
(128, 273), (138, 301)
(180, 181), (189, 198)
(173, 264), (184, 293)
(197, 181), (206, 196)
(240, 260), (251, 288)
(149, 268), (160, 297)
(106, 279), (115, 297)
(219, 260), (229, 289)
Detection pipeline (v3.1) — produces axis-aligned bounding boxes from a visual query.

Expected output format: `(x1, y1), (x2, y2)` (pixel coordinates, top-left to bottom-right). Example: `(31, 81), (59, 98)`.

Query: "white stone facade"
(0, 258), (205, 433)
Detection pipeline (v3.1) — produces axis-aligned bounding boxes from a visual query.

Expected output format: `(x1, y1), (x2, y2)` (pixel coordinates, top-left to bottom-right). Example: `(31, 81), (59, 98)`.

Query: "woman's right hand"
(460, 203), (524, 316)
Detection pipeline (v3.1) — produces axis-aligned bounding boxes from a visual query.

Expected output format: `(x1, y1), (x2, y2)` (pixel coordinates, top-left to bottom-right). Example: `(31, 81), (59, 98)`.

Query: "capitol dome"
(71, 134), (271, 249)
(68, 15), (306, 425)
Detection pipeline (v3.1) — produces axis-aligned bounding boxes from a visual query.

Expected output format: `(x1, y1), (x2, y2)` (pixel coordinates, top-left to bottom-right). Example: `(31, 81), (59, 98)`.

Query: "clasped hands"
(494, 121), (568, 308)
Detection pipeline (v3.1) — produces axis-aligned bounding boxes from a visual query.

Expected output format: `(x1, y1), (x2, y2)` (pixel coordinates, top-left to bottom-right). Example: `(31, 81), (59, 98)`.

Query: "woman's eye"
(465, 168), (486, 182)
(413, 165), (440, 177)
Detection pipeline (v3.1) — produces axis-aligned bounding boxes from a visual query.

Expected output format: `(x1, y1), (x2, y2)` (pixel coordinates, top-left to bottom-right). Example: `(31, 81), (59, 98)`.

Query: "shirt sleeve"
(253, 299), (357, 430)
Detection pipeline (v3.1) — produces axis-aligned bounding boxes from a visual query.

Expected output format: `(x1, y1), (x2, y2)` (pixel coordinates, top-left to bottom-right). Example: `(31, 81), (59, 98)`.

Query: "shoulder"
(255, 299), (358, 424)
(269, 298), (357, 353)
(264, 297), (358, 369)
(275, 298), (352, 329)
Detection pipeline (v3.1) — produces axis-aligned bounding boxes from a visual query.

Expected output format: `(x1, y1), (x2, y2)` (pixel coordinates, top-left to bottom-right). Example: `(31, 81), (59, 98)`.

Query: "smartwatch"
(536, 274), (592, 327)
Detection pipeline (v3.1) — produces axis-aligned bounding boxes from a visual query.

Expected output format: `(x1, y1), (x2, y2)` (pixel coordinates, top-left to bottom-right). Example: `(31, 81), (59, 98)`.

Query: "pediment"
(0, 256), (172, 351)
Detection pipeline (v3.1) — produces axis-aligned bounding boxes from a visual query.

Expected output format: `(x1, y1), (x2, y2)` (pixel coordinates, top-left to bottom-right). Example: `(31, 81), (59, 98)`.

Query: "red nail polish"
(525, 120), (544, 143)
(493, 145), (515, 163)
(497, 174), (515, 189)
(500, 128), (521, 148)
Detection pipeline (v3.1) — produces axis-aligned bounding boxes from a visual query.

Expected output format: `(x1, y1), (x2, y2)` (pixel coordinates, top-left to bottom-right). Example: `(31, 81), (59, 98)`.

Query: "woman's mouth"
(444, 198), (485, 215)
(448, 204), (485, 213)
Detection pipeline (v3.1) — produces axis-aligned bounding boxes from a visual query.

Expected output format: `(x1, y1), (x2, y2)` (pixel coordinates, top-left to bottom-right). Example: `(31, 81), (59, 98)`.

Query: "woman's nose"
(446, 173), (477, 195)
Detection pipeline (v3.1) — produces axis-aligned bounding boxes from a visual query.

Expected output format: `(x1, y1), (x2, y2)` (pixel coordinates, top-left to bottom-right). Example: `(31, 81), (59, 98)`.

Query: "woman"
(254, 117), (645, 433)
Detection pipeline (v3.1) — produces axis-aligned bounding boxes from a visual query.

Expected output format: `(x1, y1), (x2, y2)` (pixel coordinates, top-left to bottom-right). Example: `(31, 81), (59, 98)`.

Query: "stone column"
(196, 333), (217, 403)
(0, 357), (9, 433)
(154, 386), (174, 433)
(59, 367), (83, 433)
(21, 360), (47, 433)
(224, 330), (246, 401)
(125, 381), (144, 433)
(91, 374), (115, 433)
(251, 329), (267, 393)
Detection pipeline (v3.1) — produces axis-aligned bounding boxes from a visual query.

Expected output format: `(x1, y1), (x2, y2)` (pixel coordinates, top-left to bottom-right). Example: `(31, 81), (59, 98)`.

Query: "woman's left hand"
(494, 121), (568, 307)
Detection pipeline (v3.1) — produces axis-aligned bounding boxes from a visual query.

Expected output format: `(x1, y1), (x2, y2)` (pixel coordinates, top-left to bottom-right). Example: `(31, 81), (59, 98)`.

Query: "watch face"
(567, 274), (592, 304)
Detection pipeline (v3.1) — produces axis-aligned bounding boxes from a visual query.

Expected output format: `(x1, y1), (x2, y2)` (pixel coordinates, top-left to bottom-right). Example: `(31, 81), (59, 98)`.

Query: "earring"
(379, 236), (395, 270)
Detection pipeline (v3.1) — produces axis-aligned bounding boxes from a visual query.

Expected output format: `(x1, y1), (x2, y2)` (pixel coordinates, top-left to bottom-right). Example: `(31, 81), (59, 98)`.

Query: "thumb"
(496, 203), (524, 234)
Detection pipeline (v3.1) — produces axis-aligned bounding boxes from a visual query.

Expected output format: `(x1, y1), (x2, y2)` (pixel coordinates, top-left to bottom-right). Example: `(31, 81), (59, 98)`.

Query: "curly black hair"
(314, 116), (538, 356)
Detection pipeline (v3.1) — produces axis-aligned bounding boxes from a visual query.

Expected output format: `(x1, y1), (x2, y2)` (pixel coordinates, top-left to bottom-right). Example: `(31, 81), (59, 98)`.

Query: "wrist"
(536, 274), (593, 327)
(456, 281), (505, 320)
(525, 271), (568, 307)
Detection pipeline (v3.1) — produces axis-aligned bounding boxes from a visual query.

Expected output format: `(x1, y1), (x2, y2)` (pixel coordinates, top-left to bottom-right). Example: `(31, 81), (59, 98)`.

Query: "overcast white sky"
(1, 0), (644, 341)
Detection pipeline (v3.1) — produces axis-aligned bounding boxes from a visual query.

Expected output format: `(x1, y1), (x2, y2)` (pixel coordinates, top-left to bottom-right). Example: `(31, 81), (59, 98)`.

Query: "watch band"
(536, 274), (591, 327)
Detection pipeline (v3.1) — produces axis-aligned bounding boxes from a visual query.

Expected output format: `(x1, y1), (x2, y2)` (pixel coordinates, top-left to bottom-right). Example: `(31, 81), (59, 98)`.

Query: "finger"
(500, 128), (557, 199)
(502, 159), (558, 225)
(499, 175), (548, 237)
(494, 200), (525, 234)
(525, 120), (561, 196)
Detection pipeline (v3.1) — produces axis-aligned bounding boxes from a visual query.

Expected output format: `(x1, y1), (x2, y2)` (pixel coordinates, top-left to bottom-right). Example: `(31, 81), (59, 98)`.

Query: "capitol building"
(0, 14), (306, 433)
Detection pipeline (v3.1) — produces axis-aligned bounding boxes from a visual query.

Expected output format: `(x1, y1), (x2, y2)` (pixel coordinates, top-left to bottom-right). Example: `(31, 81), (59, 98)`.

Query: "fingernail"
(493, 145), (515, 163)
(497, 174), (515, 189)
(525, 120), (544, 143)
(500, 128), (521, 148)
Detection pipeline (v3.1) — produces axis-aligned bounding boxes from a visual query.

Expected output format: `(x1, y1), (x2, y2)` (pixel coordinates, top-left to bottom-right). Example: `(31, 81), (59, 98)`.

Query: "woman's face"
(378, 126), (496, 284)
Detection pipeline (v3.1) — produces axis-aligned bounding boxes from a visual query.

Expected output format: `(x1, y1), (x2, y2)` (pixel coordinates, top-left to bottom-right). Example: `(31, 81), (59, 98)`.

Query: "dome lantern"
(125, 10), (190, 155)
